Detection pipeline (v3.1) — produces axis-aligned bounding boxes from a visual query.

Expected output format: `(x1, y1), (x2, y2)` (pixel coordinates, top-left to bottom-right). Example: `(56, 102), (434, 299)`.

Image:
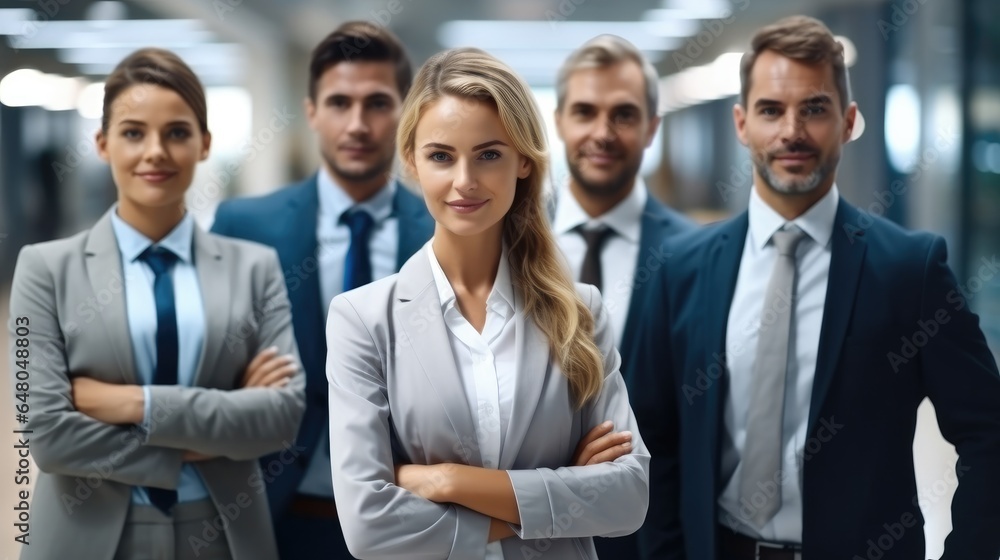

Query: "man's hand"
(242, 346), (297, 388)
(572, 421), (633, 466)
(71, 377), (144, 425)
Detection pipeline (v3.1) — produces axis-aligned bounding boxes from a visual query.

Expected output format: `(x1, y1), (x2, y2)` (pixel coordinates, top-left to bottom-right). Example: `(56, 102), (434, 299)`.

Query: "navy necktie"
(341, 209), (375, 291)
(139, 246), (179, 515)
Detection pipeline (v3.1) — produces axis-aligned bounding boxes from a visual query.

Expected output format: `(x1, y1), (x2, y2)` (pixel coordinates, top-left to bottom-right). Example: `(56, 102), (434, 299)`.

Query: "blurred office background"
(0, 0), (997, 557)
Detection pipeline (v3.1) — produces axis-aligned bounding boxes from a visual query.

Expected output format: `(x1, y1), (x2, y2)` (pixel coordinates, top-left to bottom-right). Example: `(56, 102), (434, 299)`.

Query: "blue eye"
(480, 150), (501, 160)
(429, 152), (451, 162)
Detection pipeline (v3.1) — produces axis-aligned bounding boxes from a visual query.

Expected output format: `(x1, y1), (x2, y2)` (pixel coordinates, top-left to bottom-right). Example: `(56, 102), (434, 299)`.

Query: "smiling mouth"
(135, 171), (177, 183)
(447, 199), (489, 213)
(583, 152), (619, 163)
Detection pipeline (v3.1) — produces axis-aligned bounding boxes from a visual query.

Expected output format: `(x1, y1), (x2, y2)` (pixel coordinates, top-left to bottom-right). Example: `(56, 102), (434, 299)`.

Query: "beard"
(567, 150), (642, 199)
(754, 143), (839, 195)
(323, 150), (394, 185)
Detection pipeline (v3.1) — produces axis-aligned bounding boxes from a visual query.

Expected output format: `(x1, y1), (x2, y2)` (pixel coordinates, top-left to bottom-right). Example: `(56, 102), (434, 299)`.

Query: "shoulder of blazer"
(14, 229), (90, 277)
(330, 272), (401, 329)
(573, 282), (601, 314)
(643, 194), (698, 235)
(833, 198), (937, 265)
(216, 175), (318, 222)
(394, 182), (431, 220)
(200, 228), (282, 264)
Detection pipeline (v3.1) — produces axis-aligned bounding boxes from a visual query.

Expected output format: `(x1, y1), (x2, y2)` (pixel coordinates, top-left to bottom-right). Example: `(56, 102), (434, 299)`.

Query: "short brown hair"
(556, 34), (659, 118)
(739, 15), (851, 111)
(308, 21), (412, 100)
(102, 48), (207, 133)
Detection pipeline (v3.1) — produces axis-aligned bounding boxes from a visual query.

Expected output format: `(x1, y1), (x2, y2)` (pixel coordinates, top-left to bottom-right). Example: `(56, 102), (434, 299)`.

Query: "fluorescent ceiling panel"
(439, 20), (696, 51)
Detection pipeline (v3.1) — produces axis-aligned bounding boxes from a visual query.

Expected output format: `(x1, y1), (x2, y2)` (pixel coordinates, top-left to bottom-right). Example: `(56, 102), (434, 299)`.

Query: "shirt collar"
(748, 183), (839, 251)
(552, 177), (648, 243)
(316, 166), (396, 223)
(426, 240), (515, 316)
(110, 204), (195, 263)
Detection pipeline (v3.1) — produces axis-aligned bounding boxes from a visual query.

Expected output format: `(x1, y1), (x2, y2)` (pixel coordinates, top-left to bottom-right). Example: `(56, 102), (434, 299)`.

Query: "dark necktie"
(139, 246), (179, 515)
(577, 225), (613, 293)
(341, 209), (375, 291)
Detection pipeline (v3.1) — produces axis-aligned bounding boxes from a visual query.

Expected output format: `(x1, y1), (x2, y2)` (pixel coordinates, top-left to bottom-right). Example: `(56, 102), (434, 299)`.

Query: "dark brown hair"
(308, 21), (412, 101)
(740, 15), (852, 111)
(101, 48), (208, 133)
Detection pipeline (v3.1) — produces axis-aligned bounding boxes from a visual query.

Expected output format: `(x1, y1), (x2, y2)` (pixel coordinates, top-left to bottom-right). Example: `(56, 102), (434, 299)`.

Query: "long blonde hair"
(397, 48), (604, 407)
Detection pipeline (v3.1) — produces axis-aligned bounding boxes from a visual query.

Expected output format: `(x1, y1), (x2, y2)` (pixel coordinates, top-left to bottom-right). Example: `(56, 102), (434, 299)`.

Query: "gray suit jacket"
(326, 247), (650, 559)
(7, 209), (305, 560)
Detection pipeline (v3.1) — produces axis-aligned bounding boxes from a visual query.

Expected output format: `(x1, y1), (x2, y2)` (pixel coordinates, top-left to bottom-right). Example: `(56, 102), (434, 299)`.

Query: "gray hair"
(555, 34), (660, 117)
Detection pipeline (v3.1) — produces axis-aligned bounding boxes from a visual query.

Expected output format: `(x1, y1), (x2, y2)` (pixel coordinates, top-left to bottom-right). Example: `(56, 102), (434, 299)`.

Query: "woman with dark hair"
(8, 48), (304, 560)
(326, 48), (649, 559)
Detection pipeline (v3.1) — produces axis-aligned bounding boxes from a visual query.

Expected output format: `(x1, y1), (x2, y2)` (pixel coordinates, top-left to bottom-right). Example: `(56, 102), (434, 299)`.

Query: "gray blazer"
(7, 209), (305, 560)
(326, 247), (650, 559)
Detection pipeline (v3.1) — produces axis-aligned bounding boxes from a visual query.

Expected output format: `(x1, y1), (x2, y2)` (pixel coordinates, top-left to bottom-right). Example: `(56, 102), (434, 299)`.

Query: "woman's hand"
(571, 421), (633, 466)
(394, 463), (453, 502)
(241, 346), (298, 388)
(71, 377), (144, 425)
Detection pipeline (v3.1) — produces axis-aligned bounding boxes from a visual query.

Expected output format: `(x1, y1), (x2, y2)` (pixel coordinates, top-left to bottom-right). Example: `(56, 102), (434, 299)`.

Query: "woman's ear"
(517, 155), (531, 180)
(95, 129), (110, 162)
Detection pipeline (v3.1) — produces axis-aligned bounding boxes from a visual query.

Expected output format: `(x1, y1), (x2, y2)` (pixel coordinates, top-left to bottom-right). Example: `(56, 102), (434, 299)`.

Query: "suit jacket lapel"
(84, 209), (136, 385)
(499, 303), (550, 469)
(284, 179), (327, 397)
(620, 198), (670, 379)
(192, 227), (230, 387)
(394, 183), (433, 270)
(394, 248), (482, 465)
(285, 176), (322, 324)
(808, 201), (867, 433)
(705, 214), (749, 471)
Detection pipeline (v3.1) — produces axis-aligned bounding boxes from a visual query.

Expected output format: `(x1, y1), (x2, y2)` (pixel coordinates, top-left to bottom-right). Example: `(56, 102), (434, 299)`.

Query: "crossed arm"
(71, 347), (299, 462)
(9, 244), (304, 487)
(393, 421), (635, 542)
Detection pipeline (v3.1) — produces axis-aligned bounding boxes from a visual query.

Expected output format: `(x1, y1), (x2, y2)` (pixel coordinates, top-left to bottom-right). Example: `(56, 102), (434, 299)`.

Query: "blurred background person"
(7, 48), (304, 560)
(210, 21), (432, 560)
(550, 33), (696, 559)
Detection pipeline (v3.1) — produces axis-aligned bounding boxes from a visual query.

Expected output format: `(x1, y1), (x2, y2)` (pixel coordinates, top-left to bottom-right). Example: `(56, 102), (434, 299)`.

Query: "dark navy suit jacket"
(591, 194), (696, 560)
(625, 199), (1000, 559)
(211, 175), (434, 519)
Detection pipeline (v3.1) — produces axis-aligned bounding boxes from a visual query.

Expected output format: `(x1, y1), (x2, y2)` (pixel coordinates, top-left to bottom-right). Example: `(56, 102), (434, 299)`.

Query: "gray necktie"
(739, 225), (807, 529)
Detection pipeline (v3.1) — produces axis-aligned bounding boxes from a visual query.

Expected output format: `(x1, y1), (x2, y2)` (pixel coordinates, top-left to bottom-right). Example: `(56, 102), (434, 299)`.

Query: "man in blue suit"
(211, 22), (433, 559)
(627, 15), (1000, 560)
(551, 35), (695, 559)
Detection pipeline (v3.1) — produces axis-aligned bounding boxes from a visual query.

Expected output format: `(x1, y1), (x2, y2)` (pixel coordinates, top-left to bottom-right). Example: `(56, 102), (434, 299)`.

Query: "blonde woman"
(325, 48), (649, 559)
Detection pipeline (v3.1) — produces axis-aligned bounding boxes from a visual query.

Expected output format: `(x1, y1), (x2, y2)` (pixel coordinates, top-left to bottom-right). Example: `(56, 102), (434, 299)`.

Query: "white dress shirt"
(427, 241), (518, 560)
(300, 167), (399, 497)
(110, 208), (210, 505)
(553, 179), (648, 347)
(718, 184), (839, 542)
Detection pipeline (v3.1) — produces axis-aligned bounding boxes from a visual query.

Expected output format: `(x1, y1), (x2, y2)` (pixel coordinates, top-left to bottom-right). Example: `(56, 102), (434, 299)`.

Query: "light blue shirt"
(110, 207), (210, 505)
(718, 184), (838, 542)
(300, 168), (398, 497)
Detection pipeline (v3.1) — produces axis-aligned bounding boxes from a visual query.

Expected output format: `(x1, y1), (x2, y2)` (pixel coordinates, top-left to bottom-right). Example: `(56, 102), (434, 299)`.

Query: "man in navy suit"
(550, 35), (695, 559)
(211, 21), (433, 559)
(627, 15), (1000, 560)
